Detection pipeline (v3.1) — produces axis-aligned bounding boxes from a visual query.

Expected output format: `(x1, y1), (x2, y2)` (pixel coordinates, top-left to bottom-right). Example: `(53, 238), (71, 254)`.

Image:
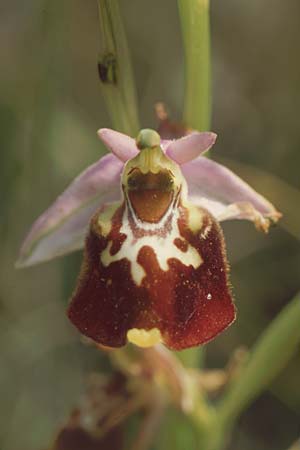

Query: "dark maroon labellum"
(68, 202), (235, 350)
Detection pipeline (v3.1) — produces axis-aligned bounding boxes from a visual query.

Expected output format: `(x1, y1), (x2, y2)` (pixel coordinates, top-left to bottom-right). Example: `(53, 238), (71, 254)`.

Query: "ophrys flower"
(17, 129), (281, 350)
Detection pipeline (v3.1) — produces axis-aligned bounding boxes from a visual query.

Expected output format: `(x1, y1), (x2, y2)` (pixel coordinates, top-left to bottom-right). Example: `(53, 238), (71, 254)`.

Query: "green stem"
(97, 0), (140, 136)
(217, 291), (300, 432)
(178, 0), (211, 131)
(175, 347), (206, 368)
(188, 377), (217, 449)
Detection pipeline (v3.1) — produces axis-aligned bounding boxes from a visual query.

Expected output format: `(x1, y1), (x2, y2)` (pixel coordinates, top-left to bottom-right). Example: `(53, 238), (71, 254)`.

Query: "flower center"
(127, 169), (175, 223)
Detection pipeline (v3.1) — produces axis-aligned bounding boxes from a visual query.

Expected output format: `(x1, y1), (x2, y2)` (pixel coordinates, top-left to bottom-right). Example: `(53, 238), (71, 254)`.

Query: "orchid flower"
(17, 128), (281, 350)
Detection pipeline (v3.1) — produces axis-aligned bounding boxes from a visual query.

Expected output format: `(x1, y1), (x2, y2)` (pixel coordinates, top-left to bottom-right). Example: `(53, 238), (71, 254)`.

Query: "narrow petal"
(16, 154), (123, 267)
(182, 157), (281, 231)
(98, 128), (139, 162)
(165, 132), (217, 164)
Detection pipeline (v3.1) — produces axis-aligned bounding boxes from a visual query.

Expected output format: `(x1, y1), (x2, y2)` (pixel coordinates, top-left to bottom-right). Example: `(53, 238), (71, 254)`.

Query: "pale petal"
(165, 132), (217, 164)
(97, 128), (139, 162)
(17, 154), (123, 267)
(182, 157), (281, 231)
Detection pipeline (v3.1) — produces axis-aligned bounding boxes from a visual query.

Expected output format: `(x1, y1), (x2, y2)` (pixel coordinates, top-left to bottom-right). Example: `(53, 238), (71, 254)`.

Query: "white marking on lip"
(101, 200), (203, 286)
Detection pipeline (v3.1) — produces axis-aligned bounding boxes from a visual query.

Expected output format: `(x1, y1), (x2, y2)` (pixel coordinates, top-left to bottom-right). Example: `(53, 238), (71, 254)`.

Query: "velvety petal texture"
(67, 132), (235, 350)
(18, 126), (281, 350)
(17, 154), (123, 267)
(68, 202), (235, 350)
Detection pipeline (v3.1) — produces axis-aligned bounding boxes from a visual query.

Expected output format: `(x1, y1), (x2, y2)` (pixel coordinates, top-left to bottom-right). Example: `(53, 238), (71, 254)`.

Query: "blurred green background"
(0, 1), (300, 449)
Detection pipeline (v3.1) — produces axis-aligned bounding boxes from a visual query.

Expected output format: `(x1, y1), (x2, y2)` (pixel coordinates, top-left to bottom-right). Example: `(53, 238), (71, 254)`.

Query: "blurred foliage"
(0, 1), (299, 450)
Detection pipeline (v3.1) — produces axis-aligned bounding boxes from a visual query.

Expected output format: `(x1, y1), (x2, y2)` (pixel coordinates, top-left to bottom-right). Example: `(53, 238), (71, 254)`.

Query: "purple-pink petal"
(17, 125), (281, 269)
(16, 154), (123, 267)
(97, 128), (139, 162)
(182, 157), (281, 230)
(165, 132), (217, 164)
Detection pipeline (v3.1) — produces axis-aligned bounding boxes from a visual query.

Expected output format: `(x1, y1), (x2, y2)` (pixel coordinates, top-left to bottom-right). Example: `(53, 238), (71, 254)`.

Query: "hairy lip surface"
(68, 202), (235, 350)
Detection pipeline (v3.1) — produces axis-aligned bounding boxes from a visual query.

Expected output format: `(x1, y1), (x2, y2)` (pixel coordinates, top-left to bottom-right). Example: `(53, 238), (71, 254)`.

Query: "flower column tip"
(136, 129), (161, 150)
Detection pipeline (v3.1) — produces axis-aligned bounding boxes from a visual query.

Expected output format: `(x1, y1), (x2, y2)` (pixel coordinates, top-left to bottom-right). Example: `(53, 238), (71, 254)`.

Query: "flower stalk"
(178, 0), (211, 131)
(97, 0), (140, 136)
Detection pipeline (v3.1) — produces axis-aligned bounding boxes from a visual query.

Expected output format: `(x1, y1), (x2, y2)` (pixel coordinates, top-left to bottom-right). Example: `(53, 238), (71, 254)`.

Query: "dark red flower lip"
(15, 127), (281, 353)
(67, 134), (236, 350)
(68, 197), (236, 350)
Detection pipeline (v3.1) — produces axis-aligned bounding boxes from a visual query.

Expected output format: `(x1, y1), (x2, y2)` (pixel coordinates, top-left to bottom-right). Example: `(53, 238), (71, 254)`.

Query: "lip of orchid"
(16, 128), (281, 269)
(67, 129), (235, 350)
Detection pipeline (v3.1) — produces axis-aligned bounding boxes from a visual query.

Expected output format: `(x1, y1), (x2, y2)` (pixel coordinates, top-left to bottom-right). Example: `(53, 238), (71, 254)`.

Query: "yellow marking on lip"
(96, 202), (120, 237)
(127, 328), (162, 348)
(186, 202), (204, 233)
